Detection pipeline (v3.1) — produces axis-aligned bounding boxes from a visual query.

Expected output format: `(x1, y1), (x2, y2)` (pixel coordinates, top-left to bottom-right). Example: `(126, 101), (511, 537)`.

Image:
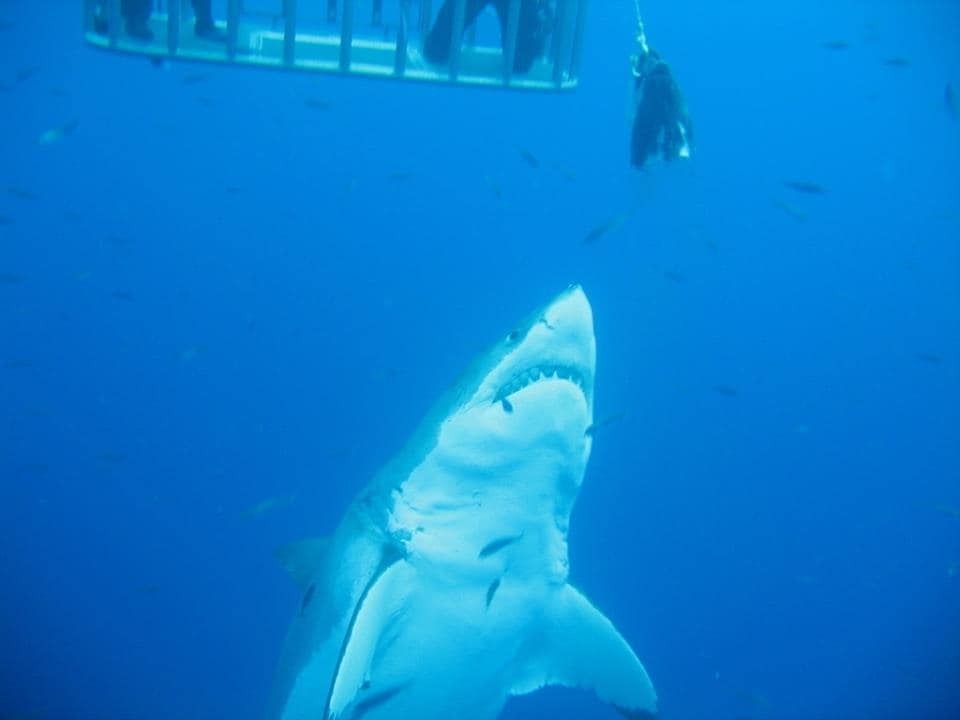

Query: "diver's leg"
(192, 0), (226, 40)
(494, 0), (547, 73)
(424, 0), (491, 64)
(121, 0), (154, 41)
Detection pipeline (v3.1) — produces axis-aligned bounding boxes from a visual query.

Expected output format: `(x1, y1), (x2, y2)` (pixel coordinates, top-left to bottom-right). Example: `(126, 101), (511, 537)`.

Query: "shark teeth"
(496, 364), (586, 402)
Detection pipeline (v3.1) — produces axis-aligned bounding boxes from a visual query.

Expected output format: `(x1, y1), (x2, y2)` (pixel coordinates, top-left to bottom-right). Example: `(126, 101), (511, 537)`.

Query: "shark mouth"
(495, 364), (587, 402)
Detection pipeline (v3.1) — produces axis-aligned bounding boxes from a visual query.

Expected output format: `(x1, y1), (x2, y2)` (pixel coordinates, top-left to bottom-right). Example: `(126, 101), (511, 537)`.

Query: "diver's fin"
(274, 536), (330, 590)
(326, 559), (415, 719)
(512, 584), (658, 718)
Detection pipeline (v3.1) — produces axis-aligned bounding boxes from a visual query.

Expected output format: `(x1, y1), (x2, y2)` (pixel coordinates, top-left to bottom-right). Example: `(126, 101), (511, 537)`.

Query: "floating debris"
(945, 83), (957, 120)
(820, 39), (849, 50)
(783, 179), (827, 195)
(518, 148), (540, 169)
(713, 384), (739, 398)
(583, 210), (633, 245)
(663, 270), (686, 284)
(883, 56), (910, 68)
(37, 119), (79, 145)
(0, 272), (24, 284)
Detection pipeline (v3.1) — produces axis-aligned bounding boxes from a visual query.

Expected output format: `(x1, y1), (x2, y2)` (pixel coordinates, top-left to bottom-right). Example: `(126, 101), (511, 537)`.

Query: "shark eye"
(506, 329), (520, 343)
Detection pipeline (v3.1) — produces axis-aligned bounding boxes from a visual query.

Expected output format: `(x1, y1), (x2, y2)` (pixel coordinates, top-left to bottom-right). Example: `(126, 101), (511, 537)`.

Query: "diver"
(424, 0), (554, 74)
(96, 0), (225, 42)
(629, 13), (693, 169)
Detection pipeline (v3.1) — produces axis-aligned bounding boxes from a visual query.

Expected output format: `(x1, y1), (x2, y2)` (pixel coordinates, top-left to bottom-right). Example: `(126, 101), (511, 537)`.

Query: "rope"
(633, 0), (649, 56)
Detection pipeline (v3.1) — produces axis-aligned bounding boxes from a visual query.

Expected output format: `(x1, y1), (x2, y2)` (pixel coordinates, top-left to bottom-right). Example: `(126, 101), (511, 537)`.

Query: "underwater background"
(1, 1), (958, 718)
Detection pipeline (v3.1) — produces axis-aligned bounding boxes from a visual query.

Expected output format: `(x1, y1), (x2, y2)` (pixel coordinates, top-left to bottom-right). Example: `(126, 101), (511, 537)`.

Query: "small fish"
(663, 270), (686, 284)
(37, 119), (79, 145)
(883, 56), (910, 68)
(181, 72), (211, 85)
(112, 290), (134, 301)
(585, 412), (627, 437)
(783, 180), (826, 195)
(0, 272), (24, 284)
(3, 359), (33, 370)
(771, 197), (808, 222)
(484, 175), (503, 200)
(820, 39), (849, 50)
(485, 578), (501, 608)
(713, 384), (739, 398)
(104, 234), (133, 247)
(304, 97), (332, 111)
(8, 186), (39, 200)
(17, 463), (49, 476)
(15, 66), (40, 83)
(478, 534), (522, 559)
(351, 685), (406, 718)
(300, 583), (316, 615)
(945, 83), (957, 120)
(241, 494), (296, 519)
(518, 148), (540, 169)
(97, 452), (127, 465)
(934, 504), (960, 519)
(915, 352), (943, 365)
(178, 346), (204, 363)
(583, 210), (633, 245)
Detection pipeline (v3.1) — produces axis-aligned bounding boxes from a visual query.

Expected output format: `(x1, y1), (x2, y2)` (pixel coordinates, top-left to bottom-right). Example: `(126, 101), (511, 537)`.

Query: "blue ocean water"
(1, 1), (958, 719)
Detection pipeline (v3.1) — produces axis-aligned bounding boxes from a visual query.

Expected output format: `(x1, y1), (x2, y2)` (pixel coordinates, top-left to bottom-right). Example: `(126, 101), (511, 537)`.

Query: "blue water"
(1, 1), (958, 719)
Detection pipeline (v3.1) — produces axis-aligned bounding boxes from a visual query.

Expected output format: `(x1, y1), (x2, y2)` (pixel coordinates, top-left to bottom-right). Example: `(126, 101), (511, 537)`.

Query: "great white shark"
(268, 285), (657, 720)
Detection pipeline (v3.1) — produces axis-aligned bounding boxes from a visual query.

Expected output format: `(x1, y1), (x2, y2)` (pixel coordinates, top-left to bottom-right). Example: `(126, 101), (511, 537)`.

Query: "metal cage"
(81, 0), (587, 91)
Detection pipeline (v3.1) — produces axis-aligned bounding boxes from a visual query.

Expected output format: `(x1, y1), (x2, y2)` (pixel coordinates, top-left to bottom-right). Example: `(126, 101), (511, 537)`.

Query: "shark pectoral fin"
(275, 536), (330, 590)
(512, 584), (658, 718)
(326, 559), (414, 720)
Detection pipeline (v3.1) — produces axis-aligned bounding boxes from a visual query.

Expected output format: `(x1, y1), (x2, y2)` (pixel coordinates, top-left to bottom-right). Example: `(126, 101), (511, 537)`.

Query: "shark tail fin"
(274, 536), (330, 590)
(512, 583), (658, 718)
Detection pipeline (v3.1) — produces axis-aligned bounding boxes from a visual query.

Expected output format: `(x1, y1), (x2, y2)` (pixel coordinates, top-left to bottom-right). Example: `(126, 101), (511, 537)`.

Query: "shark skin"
(267, 285), (657, 720)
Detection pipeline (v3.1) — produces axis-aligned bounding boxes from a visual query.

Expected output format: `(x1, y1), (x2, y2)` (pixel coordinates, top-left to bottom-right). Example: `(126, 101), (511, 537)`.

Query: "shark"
(268, 285), (658, 720)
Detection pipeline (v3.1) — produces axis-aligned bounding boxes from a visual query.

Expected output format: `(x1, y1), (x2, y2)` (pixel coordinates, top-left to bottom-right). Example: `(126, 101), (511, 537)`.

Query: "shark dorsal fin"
(274, 536), (330, 591)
